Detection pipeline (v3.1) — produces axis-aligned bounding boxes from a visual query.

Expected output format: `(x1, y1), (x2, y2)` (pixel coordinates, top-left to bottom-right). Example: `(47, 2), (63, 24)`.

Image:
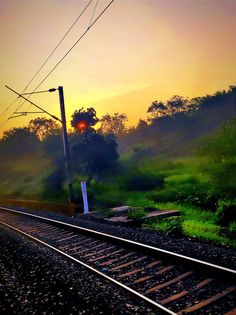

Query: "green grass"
(144, 216), (182, 236)
(182, 220), (236, 247)
(127, 208), (148, 220)
(144, 202), (236, 247)
(0, 151), (52, 199)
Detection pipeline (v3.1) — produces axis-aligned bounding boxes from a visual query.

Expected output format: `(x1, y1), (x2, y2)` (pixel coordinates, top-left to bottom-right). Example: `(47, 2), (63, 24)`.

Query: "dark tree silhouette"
(147, 100), (167, 119)
(71, 107), (99, 132)
(71, 131), (119, 184)
(98, 112), (128, 136)
(28, 117), (60, 140)
(1, 127), (39, 155)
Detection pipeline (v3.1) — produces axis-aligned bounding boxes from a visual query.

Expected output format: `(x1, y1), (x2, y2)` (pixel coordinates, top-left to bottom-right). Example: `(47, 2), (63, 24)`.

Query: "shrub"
(228, 222), (236, 239)
(41, 168), (65, 200)
(217, 199), (236, 226)
(123, 172), (164, 191)
(127, 208), (148, 220)
(182, 220), (227, 243)
(145, 216), (183, 236)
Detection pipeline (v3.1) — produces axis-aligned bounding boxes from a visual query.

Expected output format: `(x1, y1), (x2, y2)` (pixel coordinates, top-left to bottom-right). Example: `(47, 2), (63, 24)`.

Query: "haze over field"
(1, 0), (236, 136)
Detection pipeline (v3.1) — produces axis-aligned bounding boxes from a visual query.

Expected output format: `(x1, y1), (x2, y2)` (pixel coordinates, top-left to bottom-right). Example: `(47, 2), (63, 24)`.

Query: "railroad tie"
(109, 256), (147, 271)
(178, 286), (236, 314)
(118, 260), (161, 279)
(132, 265), (174, 284)
(160, 278), (213, 305)
(146, 271), (193, 294)
(99, 252), (134, 267)
(89, 249), (124, 262)
(225, 307), (236, 315)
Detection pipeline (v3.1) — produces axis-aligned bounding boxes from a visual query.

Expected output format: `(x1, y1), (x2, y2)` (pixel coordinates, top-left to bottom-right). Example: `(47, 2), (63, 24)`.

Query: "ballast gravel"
(7, 206), (235, 270)
(0, 227), (158, 315)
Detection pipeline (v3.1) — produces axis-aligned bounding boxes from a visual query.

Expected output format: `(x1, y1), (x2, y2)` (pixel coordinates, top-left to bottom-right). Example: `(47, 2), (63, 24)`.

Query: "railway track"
(0, 206), (235, 315)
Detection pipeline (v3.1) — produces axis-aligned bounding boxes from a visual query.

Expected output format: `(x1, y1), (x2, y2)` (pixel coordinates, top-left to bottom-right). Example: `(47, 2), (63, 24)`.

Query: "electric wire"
(24, 0), (94, 92)
(0, 97), (19, 118)
(88, 0), (99, 29)
(14, 0), (114, 118)
(2, 0), (94, 124)
(2, 0), (115, 132)
(25, 0), (115, 104)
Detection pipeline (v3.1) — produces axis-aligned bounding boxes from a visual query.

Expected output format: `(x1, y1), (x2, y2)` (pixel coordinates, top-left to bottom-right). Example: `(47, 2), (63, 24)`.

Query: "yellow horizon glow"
(0, 0), (236, 137)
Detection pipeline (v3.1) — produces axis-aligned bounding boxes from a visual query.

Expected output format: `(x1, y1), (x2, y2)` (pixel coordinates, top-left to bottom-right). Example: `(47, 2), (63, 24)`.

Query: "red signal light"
(77, 121), (87, 130)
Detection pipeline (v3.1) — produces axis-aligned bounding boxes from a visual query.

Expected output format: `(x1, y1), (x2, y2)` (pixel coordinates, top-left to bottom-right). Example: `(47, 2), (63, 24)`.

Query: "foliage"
(216, 199), (236, 227)
(28, 117), (60, 140)
(1, 127), (39, 156)
(41, 168), (65, 200)
(98, 112), (128, 137)
(228, 222), (236, 239)
(122, 171), (164, 191)
(127, 208), (148, 220)
(71, 107), (99, 132)
(198, 119), (236, 200)
(145, 216), (183, 236)
(182, 220), (225, 242)
(147, 95), (191, 121)
(71, 131), (119, 184)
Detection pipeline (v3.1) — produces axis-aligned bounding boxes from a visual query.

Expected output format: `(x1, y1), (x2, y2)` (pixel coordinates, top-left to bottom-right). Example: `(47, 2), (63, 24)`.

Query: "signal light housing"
(77, 121), (87, 131)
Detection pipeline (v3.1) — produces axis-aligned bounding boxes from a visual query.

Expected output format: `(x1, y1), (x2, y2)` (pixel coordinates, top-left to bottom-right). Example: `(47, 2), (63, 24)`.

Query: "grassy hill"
(119, 87), (236, 157)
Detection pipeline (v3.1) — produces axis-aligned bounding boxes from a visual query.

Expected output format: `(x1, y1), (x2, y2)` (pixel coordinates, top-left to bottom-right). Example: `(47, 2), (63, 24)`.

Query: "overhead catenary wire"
(0, 97), (24, 129)
(10, 0), (115, 120)
(2, 0), (115, 132)
(24, 0), (94, 92)
(87, 0), (99, 29)
(24, 0), (115, 107)
(1, 0), (94, 123)
(5, 85), (61, 123)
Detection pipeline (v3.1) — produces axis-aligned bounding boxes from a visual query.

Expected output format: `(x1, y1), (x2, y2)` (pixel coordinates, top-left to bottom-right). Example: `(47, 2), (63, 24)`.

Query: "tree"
(98, 113), (128, 136)
(199, 119), (236, 200)
(166, 95), (188, 115)
(137, 119), (148, 129)
(28, 117), (60, 140)
(147, 96), (189, 121)
(71, 107), (99, 133)
(147, 101), (167, 120)
(1, 127), (39, 155)
(71, 131), (119, 184)
(70, 106), (120, 184)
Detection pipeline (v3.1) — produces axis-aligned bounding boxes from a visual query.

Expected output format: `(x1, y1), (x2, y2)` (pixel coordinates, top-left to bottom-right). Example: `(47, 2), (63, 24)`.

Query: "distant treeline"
(0, 85), (235, 208)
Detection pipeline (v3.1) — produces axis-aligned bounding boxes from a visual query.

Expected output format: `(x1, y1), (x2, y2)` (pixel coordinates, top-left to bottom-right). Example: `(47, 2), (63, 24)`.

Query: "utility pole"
(58, 86), (73, 203)
(5, 84), (73, 204)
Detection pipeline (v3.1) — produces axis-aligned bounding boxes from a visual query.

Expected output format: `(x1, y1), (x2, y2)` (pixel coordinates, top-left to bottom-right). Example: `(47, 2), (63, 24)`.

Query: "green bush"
(127, 208), (148, 220)
(228, 222), (236, 239)
(182, 220), (229, 244)
(123, 172), (164, 191)
(217, 199), (236, 226)
(145, 216), (183, 236)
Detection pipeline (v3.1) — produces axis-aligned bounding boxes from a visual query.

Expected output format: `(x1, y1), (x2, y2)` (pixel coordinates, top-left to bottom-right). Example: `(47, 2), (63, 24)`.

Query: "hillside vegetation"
(0, 86), (235, 246)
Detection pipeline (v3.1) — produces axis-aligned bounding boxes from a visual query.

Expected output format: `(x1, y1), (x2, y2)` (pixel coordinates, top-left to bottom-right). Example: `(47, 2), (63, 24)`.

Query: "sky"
(0, 0), (236, 136)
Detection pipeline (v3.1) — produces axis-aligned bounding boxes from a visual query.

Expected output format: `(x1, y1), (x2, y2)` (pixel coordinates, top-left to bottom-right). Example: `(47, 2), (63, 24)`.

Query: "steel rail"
(0, 219), (176, 315)
(0, 206), (235, 278)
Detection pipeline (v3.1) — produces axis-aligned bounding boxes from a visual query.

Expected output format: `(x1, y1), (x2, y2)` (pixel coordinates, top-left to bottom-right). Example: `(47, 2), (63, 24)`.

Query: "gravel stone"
(0, 226), (158, 314)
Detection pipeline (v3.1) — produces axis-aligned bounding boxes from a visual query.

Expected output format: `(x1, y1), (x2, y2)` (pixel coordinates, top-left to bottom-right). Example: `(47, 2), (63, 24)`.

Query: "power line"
(3, 0), (115, 130)
(5, 85), (61, 122)
(15, 0), (115, 118)
(25, 0), (115, 102)
(0, 96), (19, 118)
(2, 0), (94, 123)
(24, 0), (94, 91)
(0, 97), (22, 128)
(88, 0), (99, 29)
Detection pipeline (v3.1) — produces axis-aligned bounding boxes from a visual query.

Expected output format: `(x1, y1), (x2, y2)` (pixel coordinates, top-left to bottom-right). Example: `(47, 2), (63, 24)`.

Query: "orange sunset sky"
(0, 0), (236, 136)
